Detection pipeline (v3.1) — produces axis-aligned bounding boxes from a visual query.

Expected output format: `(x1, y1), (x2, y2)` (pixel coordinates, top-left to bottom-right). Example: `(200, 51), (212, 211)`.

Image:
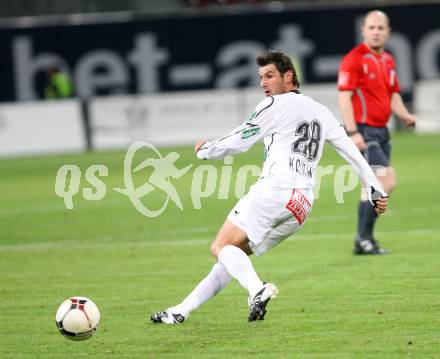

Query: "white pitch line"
(0, 238), (209, 252)
(0, 225), (214, 251)
(1, 197), (438, 217)
(0, 228), (438, 252)
(295, 227), (440, 241)
(0, 197), (126, 216)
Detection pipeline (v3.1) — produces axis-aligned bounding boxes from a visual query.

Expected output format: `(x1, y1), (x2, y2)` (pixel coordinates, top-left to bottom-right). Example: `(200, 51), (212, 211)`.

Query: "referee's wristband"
(346, 129), (359, 137)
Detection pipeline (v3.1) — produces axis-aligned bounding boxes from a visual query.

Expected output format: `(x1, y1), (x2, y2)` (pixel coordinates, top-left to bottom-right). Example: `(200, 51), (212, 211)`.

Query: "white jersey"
(197, 91), (384, 201)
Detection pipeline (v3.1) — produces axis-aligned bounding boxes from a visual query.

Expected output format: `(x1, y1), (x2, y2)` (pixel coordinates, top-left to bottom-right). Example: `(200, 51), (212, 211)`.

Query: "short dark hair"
(256, 50), (300, 88)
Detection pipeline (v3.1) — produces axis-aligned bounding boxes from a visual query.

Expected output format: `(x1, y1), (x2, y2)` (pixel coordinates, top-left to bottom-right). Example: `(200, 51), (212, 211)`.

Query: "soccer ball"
(55, 296), (100, 341)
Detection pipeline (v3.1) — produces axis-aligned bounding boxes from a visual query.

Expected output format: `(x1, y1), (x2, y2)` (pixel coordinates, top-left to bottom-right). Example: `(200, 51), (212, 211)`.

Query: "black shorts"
(357, 124), (391, 167)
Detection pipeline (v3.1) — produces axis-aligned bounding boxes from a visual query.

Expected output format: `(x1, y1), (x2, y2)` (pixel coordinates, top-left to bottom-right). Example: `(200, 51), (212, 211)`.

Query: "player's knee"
(210, 242), (222, 259)
(384, 174), (397, 193)
(388, 177), (397, 192)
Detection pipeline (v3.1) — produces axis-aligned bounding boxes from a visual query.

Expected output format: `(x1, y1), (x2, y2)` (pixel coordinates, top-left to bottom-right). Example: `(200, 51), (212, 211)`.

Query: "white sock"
(173, 262), (231, 318)
(218, 244), (263, 297)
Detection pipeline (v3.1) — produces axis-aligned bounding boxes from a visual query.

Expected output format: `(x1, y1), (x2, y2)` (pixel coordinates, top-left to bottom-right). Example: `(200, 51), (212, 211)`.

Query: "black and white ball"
(55, 297), (100, 341)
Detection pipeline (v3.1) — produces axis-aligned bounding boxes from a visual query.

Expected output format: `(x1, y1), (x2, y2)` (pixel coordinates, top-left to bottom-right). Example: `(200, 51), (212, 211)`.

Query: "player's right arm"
(195, 97), (275, 160)
(194, 139), (207, 154)
(337, 52), (366, 151)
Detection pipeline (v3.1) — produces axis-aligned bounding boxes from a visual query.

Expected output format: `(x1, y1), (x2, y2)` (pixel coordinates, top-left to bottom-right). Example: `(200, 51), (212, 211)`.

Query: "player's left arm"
(325, 110), (388, 213)
(374, 196), (388, 214)
(391, 92), (417, 128)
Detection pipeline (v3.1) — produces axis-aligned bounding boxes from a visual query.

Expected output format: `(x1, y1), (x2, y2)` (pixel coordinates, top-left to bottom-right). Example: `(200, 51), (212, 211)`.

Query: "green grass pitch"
(0, 133), (439, 358)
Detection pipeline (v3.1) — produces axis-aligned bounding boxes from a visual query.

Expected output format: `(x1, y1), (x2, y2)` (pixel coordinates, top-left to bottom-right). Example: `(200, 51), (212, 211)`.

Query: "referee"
(338, 10), (417, 255)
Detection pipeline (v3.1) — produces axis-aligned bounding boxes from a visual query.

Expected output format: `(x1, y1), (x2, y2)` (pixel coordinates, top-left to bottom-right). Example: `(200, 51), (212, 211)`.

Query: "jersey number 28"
(292, 120), (321, 161)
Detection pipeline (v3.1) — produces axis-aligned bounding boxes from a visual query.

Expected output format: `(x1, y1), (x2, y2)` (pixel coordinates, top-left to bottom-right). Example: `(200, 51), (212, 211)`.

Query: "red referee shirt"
(338, 43), (400, 127)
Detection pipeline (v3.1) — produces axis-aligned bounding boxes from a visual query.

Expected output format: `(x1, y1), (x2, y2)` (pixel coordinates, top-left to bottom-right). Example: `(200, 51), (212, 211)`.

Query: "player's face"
(258, 64), (292, 96)
(362, 13), (390, 52)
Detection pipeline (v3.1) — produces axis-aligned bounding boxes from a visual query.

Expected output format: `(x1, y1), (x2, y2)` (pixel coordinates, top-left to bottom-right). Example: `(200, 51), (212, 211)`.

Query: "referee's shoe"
(354, 237), (390, 255)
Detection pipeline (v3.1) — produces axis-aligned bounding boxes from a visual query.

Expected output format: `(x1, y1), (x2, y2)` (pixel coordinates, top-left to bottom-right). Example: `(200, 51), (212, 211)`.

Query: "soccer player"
(338, 10), (416, 255)
(151, 50), (388, 324)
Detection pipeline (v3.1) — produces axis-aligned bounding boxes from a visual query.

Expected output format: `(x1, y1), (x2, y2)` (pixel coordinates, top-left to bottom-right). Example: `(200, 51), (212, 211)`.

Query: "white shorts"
(227, 179), (314, 256)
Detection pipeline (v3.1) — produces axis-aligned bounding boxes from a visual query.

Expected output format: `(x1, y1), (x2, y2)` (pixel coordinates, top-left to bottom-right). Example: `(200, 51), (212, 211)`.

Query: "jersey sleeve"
(390, 57), (401, 93)
(338, 52), (361, 91)
(196, 96), (276, 160)
(325, 110), (387, 203)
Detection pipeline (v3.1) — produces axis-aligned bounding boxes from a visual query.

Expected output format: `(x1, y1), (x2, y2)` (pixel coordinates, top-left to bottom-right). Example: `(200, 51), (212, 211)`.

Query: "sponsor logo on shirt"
(246, 111), (257, 122)
(241, 127), (260, 139)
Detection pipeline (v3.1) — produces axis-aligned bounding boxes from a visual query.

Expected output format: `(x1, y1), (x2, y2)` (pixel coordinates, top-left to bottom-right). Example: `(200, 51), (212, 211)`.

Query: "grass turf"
(0, 133), (439, 358)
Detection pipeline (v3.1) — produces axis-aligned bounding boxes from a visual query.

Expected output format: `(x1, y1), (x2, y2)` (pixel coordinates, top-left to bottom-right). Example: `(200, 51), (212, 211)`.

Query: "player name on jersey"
(289, 156), (314, 179)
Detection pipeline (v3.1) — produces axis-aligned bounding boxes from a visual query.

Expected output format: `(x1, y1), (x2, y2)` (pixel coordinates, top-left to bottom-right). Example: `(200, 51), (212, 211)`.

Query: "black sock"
(357, 201), (378, 239)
